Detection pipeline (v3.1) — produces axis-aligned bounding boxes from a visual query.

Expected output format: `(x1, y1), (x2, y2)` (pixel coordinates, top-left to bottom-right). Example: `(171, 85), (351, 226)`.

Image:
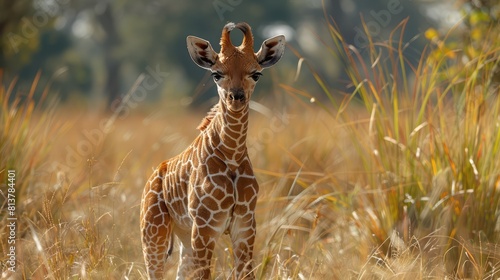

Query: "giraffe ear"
(256, 35), (285, 69)
(187, 36), (218, 70)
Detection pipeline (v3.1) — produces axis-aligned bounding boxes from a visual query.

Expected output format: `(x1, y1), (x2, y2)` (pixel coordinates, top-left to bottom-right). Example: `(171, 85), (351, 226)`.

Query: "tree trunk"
(95, 3), (122, 110)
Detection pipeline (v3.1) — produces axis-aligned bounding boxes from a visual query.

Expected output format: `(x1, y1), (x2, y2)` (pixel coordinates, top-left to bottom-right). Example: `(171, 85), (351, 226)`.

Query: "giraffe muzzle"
(228, 89), (246, 102)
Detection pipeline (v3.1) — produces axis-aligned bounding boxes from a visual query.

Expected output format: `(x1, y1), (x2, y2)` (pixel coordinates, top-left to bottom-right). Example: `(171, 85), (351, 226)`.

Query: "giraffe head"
(187, 22), (285, 112)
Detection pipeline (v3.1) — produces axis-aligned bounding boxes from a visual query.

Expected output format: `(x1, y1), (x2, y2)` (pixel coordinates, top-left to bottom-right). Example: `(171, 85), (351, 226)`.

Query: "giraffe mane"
(197, 103), (220, 131)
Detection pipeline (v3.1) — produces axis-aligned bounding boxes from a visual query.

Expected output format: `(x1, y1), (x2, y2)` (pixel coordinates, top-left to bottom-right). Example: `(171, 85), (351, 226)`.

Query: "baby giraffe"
(140, 22), (285, 279)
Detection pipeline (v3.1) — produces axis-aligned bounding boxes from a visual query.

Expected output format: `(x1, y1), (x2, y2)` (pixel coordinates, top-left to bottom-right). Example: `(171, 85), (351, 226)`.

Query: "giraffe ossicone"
(140, 22), (285, 279)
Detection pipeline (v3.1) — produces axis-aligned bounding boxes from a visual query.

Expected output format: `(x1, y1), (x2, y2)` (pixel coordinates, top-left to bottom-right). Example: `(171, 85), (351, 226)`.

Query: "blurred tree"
(0, 0), (444, 108)
(459, 0), (500, 90)
(0, 0), (89, 101)
(1, 0), (41, 73)
(421, 0), (500, 96)
(95, 2), (122, 108)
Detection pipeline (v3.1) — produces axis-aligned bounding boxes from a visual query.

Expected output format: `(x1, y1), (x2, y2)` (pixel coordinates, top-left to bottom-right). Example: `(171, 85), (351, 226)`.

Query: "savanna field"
(2, 18), (500, 279)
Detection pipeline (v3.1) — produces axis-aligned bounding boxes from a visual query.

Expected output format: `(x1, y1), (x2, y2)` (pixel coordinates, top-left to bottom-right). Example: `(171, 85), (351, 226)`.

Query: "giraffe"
(140, 22), (285, 280)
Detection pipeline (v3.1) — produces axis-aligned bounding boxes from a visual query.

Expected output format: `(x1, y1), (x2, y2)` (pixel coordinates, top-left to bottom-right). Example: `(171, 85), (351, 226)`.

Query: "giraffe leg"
(173, 222), (217, 279)
(140, 172), (174, 279)
(188, 203), (230, 279)
(174, 228), (194, 280)
(190, 221), (219, 280)
(231, 176), (258, 280)
(230, 212), (256, 279)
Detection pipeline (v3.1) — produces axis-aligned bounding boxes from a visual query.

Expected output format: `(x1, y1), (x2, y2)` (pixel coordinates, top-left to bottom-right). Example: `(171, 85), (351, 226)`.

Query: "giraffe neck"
(205, 100), (249, 168)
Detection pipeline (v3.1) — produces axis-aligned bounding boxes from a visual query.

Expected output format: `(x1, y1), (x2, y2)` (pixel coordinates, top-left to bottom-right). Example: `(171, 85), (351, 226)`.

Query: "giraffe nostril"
(229, 89), (245, 102)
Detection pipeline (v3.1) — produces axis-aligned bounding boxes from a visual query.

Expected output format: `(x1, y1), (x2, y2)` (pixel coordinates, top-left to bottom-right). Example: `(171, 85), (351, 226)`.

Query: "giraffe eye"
(251, 72), (262, 82)
(211, 72), (223, 82)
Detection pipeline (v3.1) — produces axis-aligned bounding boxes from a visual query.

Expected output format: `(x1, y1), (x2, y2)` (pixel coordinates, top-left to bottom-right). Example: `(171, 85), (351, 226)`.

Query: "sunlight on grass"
(275, 16), (500, 279)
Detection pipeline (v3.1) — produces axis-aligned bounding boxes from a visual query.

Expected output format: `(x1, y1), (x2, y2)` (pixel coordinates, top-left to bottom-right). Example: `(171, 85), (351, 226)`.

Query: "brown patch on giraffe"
(153, 206), (168, 225)
(220, 196), (234, 209)
(157, 161), (168, 175)
(223, 128), (241, 141)
(191, 153), (201, 166)
(212, 210), (227, 221)
(207, 162), (225, 175)
(242, 187), (257, 201)
(229, 123), (243, 132)
(194, 232), (212, 247)
(220, 136), (237, 149)
(143, 189), (156, 201)
(170, 199), (186, 215)
(235, 177), (254, 188)
(201, 196), (219, 211)
(198, 226), (218, 239)
(210, 187), (226, 199)
(233, 205), (249, 216)
(240, 213), (254, 224)
(197, 204), (211, 220)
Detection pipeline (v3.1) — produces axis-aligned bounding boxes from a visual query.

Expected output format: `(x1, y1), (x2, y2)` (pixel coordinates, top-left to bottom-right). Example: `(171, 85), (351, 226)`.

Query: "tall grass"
(1, 71), (61, 277)
(0, 72), (127, 279)
(0, 71), (61, 202)
(277, 17), (500, 278)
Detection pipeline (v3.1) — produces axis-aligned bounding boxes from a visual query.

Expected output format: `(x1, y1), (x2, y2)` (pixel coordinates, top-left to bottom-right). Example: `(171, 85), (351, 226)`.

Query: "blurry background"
(0, 0), (462, 109)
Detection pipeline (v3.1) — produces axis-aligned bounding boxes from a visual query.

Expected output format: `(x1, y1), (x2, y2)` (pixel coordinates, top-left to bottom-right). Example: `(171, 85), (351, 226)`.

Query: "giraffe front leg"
(188, 209), (228, 279)
(231, 174), (258, 280)
(188, 196), (232, 278)
(191, 228), (217, 279)
(230, 211), (256, 280)
(173, 228), (195, 280)
(140, 174), (174, 279)
(173, 228), (218, 280)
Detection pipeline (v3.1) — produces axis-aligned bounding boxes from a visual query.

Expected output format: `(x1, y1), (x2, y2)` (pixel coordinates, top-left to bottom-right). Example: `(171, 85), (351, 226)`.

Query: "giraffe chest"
(163, 154), (256, 230)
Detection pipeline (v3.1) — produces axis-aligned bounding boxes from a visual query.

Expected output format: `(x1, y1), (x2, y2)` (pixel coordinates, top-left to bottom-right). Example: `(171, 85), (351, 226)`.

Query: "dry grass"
(2, 18), (500, 280)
